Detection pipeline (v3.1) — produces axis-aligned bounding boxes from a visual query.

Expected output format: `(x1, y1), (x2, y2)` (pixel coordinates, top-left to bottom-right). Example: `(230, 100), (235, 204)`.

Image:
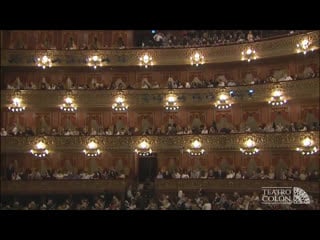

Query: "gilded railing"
(1, 131), (319, 153)
(0, 180), (127, 195)
(154, 179), (319, 194)
(1, 31), (319, 67)
(1, 78), (319, 109)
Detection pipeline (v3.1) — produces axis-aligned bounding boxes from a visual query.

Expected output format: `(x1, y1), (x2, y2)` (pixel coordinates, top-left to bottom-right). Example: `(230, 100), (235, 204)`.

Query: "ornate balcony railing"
(1, 78), (319, 109)
(1, 31), (319, 67)
(154, 179), (319, 194)
(1, 131), (319, 153)
(0, 180), (127, 196)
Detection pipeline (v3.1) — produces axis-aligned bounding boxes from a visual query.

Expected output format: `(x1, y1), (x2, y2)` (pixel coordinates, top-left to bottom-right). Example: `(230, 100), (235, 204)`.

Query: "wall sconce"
(296, 37), (315, 55)
(60, 92), (77, 112)
(36, 55), (52, 69)
(190, 51), (205, 66)
(241, 47), (257, 62)
(83, 138), (101, 157)
(8, 91), (26, 112)
(135, 139), (152, 156)
(30, 139), (49, 158)
(164, 92), (179, 111)
(139, 53), (153, 68)
(240, 138), (259, 155)
(268, 87), (287, 106)
(87, 55), (103, 69)
(296, 137), (318, 155)
(215, 92), (232, 110)
(112, 91), (128, 112)
(186, 138), (205, 156)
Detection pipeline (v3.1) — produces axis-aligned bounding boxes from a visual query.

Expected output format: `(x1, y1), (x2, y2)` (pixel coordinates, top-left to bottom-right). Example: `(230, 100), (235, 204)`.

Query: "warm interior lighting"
(296, 137), (318, 155)
(135, 139), (152, 156)
(240, 138), (259, 155)
(36, 55), (52, 69)
(241, 47), (257, 62)
(268, 88), (287, 106)
(30, 140), (49, 158)
(112, 91), (128, 112)
(139, 53), (153, 68)
(60, 93), (77, 112)
(8, 91), (26, 112)
(87, 55), (102, 69)
(190, 51), (205, 66)
(186, 139), (205, 156)
(83, 139), (101, 157)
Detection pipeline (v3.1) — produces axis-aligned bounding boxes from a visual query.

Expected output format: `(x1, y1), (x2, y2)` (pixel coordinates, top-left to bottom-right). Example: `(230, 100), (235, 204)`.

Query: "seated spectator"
(0, 128), (8, 136)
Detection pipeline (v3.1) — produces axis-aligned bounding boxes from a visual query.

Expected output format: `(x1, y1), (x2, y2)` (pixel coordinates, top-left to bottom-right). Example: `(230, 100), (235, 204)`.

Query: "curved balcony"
(0, 180), (127, 196)
(1, 78), (319, 109)
(2, 31), (319, 67)
(1, 131), (319, 153)
(154, 179), (319, 195)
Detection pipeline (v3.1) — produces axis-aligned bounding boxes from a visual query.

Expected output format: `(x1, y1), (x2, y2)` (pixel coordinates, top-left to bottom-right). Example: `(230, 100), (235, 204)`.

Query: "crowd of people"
(1, 188), (318, 210)
(1, 119), (318, 138)
(4, 67), (318, 91)
(156, 166), (319, 181)
(6, 165), (126, 181)
(135, 30), (302, 48)
(5, 163), (319, 182)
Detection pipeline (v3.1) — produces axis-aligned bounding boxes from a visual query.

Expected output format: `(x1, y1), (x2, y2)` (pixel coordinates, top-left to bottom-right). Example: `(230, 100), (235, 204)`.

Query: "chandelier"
(296, 37), (314, 55)
(186, 138), (205, 156)
(30, 140), (49, 158)
(215, 92), (232, 110)
(241, 47), (257, 62)
(112, 91), (128, 112)
(83, 139), (101, 157)
(8, 91), (26, 112)
(268, 88), (287, 106)
(296, 137), (318, 155)
(139, 53), (153, 68)
(87, 55), (103, 69)
(164, 92), (179, 111)
(36, 55), (52, 69)
(60, 92), (77, 112)
(240, 138), (259, 155)
(190, 51), (204, 66)
(135, 139), (152, 156)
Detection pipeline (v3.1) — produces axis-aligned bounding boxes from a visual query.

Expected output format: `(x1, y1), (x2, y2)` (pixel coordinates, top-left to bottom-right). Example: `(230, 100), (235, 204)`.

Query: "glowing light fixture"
(60, 92), (77, 112)
(36, 55), (52, 69)
(241, 47), (257, 62)
(112, 91), (128, 112)
(190, 51), (204, 66)
(87, 55), (103, 69)
(164, 92), (179, 111)
(8, 91), (25, 112)
(186, 138), (205, 156)
(296, 37), (314, 55)
(240, 138), (259, 155)
(296, 137), (318, 155)
(30, 140), (49, 158)
(215, 92), (232, 110)
(135, 139), (152, 156)
(139, 53), (153, 68)
(83, 139), (101, 157)
(268, 88), (287, 106)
